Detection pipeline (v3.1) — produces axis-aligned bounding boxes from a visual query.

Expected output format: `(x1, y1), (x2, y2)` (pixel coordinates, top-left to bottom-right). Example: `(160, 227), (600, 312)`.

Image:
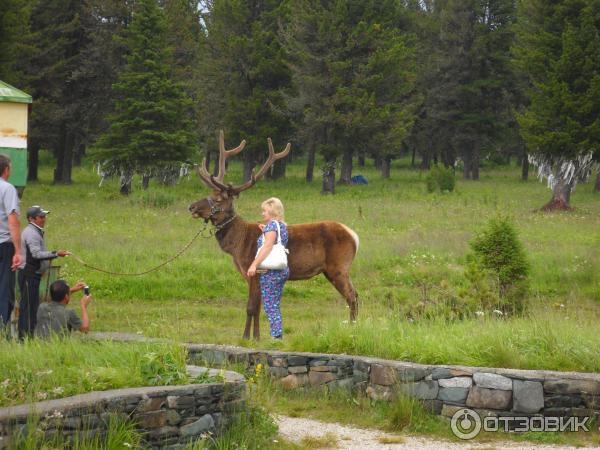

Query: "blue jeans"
(0, 242), (16, 326)
(259, 268), (289, 337)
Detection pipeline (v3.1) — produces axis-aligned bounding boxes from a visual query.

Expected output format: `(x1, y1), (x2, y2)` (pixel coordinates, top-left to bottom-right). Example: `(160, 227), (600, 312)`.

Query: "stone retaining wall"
(187, 344), (600, 421)
(0, 366), (245, 450)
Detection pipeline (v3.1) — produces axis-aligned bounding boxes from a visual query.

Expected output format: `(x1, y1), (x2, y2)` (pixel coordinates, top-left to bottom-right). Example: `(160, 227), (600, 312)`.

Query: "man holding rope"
(18, 205), (69, 338)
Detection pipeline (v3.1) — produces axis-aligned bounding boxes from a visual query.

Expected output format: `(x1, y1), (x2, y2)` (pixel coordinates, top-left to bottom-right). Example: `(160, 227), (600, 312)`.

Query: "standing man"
(0, 154), (22, 330)
(18, 205), (69, 338)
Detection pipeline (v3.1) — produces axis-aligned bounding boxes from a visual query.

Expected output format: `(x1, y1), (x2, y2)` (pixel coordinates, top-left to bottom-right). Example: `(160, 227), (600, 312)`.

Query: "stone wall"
(187, 344), (600, 420)
(0, 366), (245, 450)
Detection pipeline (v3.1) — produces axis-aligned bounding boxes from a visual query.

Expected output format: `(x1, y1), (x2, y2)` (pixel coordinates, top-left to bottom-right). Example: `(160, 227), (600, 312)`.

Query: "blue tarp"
(351, 175), (368, 185)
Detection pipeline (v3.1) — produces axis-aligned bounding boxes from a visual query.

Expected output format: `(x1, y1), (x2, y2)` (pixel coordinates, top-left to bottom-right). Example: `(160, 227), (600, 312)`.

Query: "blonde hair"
(261, 197), (285, 222)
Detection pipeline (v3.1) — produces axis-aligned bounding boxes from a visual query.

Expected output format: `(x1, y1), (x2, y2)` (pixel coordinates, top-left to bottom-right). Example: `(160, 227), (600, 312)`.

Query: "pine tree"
(283, 0), (417, 187)
(93, 0), (198, 194)
(199, 0), (293, 183)
(410, 0), (517, 179)
(0, 0), (31, 84)
(513, 0), (600, 209)
(23, 0), (89, 184)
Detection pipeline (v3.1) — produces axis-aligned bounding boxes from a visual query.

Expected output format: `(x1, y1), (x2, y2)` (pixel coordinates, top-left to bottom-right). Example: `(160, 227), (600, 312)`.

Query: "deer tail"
(340, 223), (359, 255)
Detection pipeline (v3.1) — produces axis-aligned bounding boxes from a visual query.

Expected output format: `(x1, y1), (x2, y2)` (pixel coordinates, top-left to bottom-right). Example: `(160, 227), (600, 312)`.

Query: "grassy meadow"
(19, 154), (600, 371)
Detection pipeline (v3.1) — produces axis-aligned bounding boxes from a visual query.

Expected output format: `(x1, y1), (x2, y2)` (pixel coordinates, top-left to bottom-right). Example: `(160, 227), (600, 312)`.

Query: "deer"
(189, 131), (359, 340)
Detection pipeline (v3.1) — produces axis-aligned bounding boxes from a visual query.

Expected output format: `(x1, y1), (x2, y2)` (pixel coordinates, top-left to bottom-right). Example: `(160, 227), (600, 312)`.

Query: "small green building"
(0, 80), (32, 188)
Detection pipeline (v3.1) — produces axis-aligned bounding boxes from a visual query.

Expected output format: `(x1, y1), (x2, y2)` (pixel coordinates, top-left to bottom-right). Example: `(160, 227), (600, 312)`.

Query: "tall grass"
(0, 338), (188, 407)
(18, 155), (600, 370)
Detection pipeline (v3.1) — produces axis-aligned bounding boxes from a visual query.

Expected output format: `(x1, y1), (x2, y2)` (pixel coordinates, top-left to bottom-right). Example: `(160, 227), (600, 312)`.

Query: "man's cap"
(27, 205), (50, 218)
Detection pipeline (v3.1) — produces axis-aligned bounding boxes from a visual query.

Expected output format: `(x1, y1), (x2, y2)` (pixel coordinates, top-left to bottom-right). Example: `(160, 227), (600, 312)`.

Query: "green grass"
(17, 154), (600, 372)
(0, 338), (189, 407)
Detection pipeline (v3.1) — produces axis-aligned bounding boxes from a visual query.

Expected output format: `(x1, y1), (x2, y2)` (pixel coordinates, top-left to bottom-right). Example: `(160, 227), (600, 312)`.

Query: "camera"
(84, 286), (90, 295)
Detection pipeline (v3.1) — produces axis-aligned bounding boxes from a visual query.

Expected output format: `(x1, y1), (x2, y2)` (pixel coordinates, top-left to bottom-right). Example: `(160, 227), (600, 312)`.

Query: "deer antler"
(197, 131), (291, 194)
(198, 130), (246, 191)
(230, 138), (291, 195)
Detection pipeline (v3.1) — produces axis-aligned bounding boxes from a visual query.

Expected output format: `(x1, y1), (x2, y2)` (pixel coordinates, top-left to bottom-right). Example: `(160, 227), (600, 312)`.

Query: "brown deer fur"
(188, 131), (359, 340)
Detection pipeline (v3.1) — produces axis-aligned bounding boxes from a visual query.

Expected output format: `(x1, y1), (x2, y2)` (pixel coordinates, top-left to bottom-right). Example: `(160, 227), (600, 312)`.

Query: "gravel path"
(275, 415), (590, 450)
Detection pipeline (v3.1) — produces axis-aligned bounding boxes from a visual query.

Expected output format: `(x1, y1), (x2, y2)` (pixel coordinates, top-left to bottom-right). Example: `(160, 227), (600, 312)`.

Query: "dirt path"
(275, 415), (590, 450)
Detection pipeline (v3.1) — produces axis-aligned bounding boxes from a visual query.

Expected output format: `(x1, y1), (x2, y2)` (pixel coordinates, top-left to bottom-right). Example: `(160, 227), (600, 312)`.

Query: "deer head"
(189, 130), (291, 224)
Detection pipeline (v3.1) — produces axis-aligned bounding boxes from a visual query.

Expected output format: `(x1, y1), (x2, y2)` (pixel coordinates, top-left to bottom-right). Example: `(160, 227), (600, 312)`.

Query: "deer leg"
(250, 277), (262, 340)
(252, 296), (261, 340)
(244, 278), (259, 340)
(324, 271), (359, 322)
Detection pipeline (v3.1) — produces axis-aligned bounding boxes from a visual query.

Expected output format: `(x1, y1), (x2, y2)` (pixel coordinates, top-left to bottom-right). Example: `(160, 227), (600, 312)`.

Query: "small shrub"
(468, 215), (529, 313)
(425, 172), (437, 192)
(436, 166), (456, 192)
(425, 166), (456, 193)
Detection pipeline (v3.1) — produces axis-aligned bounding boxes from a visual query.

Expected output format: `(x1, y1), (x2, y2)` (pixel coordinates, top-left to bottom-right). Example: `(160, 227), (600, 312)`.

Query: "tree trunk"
(541, 178), (572, 211)
(471, 148), (480, 180)
(339, 148), (353, 184)
(411, 147), (416, 167)
(271, 158), (286, 180)
(381, 155), (391, 179)
(306, 140), (316, 182)
(374, 155), (382, 171)
(53, 123), (73, 184)
(242, 151), (255, 183)
(521, 153), (529, 181)
(321, 157), (336, 195)
(358, 153), (365, 167)
(420, 154), (430, 171)
(73, 141), (84, 167)
(594, 167), (600, 192)
(27, 142), (39, 182)
(120, 169), (133, 196)
(462, 150), (472, 180)
(142, 174), (150, 190)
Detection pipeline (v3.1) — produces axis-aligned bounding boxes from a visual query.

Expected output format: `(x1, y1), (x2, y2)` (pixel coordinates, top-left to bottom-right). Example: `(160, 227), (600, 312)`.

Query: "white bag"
(257, 221), (289, 270)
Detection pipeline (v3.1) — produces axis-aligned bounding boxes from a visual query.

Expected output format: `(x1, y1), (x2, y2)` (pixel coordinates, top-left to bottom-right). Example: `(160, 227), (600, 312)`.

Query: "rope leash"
(68, 221), (221, 276)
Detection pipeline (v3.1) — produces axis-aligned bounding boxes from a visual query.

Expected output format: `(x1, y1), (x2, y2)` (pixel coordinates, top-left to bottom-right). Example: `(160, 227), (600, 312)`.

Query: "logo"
(450, 408), (592, 439)
(451, 408), (482, 440)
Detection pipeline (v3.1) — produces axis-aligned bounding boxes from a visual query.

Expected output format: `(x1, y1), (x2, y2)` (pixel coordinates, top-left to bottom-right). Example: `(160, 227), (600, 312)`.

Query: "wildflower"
(492, 309), (504, 316)
(52, 387), (64, 395)
(46, 410), (63, 419)
(36, 392), (48, 400)
(1, 379), (10, 388)
(342, 320), (348, 324)
(475, 311), (485, 317)
(123, 443), (132, 448)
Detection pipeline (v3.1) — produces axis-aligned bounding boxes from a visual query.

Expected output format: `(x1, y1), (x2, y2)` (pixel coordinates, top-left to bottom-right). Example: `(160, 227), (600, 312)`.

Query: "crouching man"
(35, 280), (91, 338)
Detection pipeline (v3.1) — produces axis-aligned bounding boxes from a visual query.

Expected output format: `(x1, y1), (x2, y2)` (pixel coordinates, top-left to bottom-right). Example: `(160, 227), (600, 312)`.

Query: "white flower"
(559, 304), (565, 308)
(46, 410), (63, 419)
(341, 320), (348, 324)
(52, 387), (64, 395)
(492, 309), (504, 316)
(123, 444), (132, 448)
(36, 392), (48, 400)
(475, 311), (485, 317)
(1, 379), (10, 388)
